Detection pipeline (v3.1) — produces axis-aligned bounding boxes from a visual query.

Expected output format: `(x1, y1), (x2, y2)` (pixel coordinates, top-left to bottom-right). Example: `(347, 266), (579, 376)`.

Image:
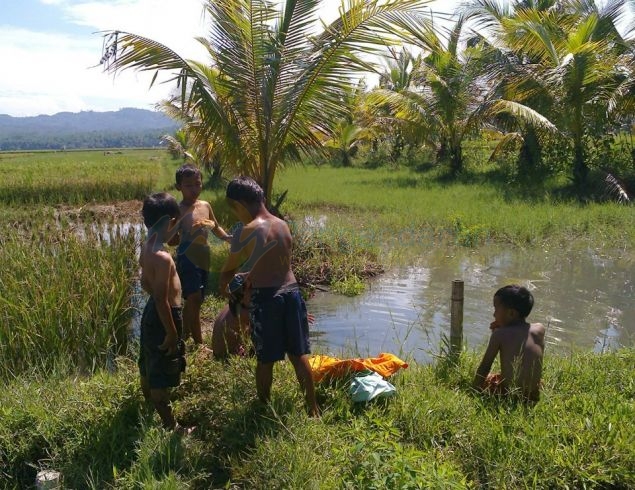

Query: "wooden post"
(450, 280), (464, 356)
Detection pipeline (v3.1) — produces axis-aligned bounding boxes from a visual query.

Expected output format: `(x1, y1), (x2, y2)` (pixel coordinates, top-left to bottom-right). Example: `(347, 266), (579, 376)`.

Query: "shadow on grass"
(168, 357), (291, 488)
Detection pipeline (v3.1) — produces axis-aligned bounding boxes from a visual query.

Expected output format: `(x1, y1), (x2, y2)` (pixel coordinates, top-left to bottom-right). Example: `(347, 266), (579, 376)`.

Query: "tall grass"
(0, 149), (173, 204)
(0, 224), (137, 379)
(1, 350), (632, 488)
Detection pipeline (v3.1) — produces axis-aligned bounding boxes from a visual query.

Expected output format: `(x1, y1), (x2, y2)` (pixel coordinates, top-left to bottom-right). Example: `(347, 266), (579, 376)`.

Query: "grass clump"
(0, 361), (141, 488)
(291, 223), (384, 290)
(0, 225), (137, 379)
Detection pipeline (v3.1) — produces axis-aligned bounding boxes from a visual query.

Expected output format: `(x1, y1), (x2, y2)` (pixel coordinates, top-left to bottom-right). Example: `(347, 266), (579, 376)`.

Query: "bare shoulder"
(530, 322), (546, 333)
(145, 248), (174, 267)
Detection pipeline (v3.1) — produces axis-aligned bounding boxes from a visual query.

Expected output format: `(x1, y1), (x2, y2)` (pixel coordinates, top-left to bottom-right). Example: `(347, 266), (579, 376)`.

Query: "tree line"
(100, 0), (635, 202)
(0, 129), (171, 151)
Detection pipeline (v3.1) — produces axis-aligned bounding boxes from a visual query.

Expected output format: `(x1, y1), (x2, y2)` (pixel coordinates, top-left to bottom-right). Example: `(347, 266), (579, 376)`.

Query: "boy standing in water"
(173, 164), (231, 346)
(473, 285), (545, 402)
(219, 176), (318, 416)
(139, 192), (190, 433)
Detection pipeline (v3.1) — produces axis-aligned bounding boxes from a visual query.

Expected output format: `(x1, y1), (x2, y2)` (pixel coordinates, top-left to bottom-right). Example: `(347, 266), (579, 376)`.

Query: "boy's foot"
(193, 344), (213, 360)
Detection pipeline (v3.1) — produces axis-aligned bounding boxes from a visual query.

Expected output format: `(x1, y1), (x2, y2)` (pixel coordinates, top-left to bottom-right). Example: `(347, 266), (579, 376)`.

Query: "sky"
(0, 0), (460, 118)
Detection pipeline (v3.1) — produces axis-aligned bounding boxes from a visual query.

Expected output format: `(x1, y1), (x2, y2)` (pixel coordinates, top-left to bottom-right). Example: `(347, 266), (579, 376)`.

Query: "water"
(306, 244), (634, 363)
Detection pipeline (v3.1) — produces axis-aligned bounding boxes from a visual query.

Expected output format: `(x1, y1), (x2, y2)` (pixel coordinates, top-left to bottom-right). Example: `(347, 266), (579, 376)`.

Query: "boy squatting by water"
(171, 164), (231, 347)
(473, 285), (545, 402)
(138, 192), (192, 434)
(198, 176), (319, 416)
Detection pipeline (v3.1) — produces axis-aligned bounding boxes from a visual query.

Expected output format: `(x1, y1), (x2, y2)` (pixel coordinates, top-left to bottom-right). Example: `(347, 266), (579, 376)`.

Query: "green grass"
(0, 149), (174, 204)
(1, 350), (632, 488)
(275, 165), (635, 252)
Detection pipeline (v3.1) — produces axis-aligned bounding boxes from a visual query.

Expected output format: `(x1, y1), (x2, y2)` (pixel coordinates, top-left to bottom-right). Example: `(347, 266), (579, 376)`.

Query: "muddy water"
(306, 244), (634, 363)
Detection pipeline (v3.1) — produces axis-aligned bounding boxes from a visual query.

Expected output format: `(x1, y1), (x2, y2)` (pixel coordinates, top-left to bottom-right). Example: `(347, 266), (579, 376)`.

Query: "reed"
(0, 224), (137, 379)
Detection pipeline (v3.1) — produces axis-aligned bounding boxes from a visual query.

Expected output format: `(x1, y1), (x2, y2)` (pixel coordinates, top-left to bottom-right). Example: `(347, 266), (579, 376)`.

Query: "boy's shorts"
(176, 252), (209, 299)
(249, 284), (310, 363)
(138, 297), (186, 389)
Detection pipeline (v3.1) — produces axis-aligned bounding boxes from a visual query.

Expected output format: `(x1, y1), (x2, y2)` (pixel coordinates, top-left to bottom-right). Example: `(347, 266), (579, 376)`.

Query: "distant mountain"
(0, 108), (180, 151)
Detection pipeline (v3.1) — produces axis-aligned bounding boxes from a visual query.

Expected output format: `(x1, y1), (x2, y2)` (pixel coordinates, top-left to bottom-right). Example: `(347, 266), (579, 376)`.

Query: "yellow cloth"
(308, 353), (408, 382)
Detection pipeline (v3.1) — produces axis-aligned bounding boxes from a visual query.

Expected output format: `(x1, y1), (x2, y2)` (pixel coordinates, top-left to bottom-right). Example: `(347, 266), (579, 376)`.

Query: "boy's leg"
(140, 375), (151, 401)
(255, 361), (274, 403)
(183, 290), (204, 344)
(288, 354), (319, 417)
(149, 388), (176, 429)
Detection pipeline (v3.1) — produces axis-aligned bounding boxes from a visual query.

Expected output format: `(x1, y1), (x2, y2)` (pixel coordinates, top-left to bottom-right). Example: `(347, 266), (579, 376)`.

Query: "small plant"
(331, 275), (365, 296)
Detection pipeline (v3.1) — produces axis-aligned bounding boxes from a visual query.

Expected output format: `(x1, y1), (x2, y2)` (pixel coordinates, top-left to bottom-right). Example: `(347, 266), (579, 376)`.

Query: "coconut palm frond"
(603, 171), (631, 203)
(486, 99), (557, 131)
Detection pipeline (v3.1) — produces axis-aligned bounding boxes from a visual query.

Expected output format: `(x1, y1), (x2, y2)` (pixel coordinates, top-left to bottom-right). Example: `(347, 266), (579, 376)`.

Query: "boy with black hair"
(139, 192), (191, 433)
(473, 284), (545, 402)
(217, 176), (318, 416)
(172, 164), (231, 346)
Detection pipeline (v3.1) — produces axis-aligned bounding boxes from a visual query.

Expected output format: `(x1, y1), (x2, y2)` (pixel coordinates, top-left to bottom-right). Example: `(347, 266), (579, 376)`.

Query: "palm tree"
(461, 0), (556, 174)
(367, 17), (553, 173)
(99, 0), (429, 202)
(463, 0), (631, 187)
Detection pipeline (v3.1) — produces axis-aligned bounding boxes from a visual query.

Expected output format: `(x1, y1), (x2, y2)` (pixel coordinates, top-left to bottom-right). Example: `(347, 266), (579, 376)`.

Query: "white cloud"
(1, 0), (460, 117)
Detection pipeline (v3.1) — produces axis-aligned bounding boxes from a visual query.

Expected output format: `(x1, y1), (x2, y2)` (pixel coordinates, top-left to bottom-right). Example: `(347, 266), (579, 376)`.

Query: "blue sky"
(0, 0), (460, 117)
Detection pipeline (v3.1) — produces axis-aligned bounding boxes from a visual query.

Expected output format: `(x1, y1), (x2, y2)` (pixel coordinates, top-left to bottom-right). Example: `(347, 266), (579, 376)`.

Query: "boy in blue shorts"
(218, 176), (318, 416)
(139, 192), (191, 432)
(172, 164), (231, 346)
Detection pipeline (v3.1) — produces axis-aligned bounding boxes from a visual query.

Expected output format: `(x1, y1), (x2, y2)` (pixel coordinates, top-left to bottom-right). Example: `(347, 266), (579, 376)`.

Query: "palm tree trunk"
(572, 107), (588, 188)
(518, 125), (542, 174)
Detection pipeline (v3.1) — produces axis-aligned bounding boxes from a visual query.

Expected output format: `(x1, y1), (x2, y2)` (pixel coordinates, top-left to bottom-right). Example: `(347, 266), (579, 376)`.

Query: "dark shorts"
(138, 297), (186, 389)
(176, 249), (209, 299)
(249, 284), (310, 363)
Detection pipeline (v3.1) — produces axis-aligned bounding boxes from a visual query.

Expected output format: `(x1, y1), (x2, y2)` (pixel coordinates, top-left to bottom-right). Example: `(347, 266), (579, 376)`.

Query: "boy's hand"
(226, 272), (250, 302)
(489, 321), (501, 330)
(192, 219), (216, 230)
(158, 333), (178, 356)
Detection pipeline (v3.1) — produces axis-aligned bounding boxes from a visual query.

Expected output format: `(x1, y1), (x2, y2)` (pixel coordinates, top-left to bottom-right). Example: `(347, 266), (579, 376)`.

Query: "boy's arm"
(219, 231), (250, 297)
(207, 202), (232, 242)
(472, 333), (500, 389)
(166, 219), (181, 247)
(152, 253), (179, 355)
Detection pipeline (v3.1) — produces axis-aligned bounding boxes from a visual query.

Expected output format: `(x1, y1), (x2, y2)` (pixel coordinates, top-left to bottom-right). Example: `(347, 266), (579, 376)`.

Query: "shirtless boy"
(173, 164), (231, 345)
(473, 285), (545, 402)
(218, 176), (318, 416)
(139, 192), (189, 432)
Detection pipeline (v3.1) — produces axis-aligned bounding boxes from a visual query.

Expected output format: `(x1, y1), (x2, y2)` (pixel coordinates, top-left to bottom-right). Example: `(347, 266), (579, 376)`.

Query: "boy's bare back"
(478, 322), (545, 400)
(234, 212), (295, 289)
(140, 241), (182, 308)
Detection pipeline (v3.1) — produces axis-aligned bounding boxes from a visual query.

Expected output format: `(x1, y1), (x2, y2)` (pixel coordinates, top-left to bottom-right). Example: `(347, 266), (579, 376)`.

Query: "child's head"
(493, 285), (534, 324)
(226, 176), (264, 205)
(142, 192), (180, 229)
(175, 164), (203, 202)
(175, 164), (202, 186)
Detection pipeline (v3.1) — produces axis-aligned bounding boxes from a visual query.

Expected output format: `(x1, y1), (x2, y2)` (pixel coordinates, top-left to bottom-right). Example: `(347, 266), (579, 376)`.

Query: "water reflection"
(307, 245), (634, 363)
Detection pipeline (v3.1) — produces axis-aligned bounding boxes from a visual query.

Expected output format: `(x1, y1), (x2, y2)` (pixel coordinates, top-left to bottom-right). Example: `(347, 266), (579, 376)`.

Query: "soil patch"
(56, 200), (143, 223)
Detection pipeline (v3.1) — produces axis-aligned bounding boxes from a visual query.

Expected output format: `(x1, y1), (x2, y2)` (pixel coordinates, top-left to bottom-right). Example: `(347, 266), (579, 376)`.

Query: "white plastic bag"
(349, 371), (396, 402)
